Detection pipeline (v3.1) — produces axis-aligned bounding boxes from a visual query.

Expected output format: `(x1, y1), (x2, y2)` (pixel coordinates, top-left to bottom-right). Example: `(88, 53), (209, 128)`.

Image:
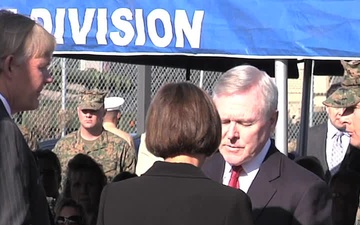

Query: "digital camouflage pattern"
(78, 90), (107, 110)
(53, 129), (136, 182)
(323, 60), (360, 108)
(18, 125), (39, 151)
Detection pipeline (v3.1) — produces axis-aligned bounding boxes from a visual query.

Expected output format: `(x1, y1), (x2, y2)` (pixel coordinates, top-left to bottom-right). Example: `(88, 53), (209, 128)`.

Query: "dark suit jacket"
(202, 142), (332, 225)
(0, 102), (51, 225)
(306, 123), (328, 171)
(306, 122), (351, 182)
(97, 161), (254, 225)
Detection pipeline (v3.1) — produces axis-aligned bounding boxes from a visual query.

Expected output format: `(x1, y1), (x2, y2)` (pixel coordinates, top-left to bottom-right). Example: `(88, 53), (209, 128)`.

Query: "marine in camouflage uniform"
(53, 90), (136, 182)
(323, 60), (360, 225)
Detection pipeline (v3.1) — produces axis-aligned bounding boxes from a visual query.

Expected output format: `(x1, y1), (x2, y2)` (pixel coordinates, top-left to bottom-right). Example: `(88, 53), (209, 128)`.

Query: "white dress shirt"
(0, 93), (11, 116)
(222, 139), (270, 193)
(326, 120), (349, 173)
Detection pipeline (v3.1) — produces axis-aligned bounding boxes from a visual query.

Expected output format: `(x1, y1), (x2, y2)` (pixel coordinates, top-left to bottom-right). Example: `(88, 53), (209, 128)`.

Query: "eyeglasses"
(55, 215), (82, 225)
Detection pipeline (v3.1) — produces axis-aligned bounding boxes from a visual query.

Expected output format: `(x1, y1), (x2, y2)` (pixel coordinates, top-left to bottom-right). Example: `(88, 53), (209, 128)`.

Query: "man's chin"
(222, 154), (245, 166)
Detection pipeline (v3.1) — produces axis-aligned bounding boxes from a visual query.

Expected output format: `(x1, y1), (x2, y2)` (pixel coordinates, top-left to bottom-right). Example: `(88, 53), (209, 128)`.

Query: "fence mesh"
(14, 58), (336, 153)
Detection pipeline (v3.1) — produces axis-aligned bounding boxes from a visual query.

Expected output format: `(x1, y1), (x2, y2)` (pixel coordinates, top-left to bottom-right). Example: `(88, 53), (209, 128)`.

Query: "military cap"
(323, 60), (360, 108)
(78, 90), (107, 110)
(104, 97), (125, 111)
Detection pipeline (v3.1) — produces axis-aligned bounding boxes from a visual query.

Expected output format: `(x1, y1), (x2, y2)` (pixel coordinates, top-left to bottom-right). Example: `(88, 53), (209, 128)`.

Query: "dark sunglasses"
(55, 215), (82, 225)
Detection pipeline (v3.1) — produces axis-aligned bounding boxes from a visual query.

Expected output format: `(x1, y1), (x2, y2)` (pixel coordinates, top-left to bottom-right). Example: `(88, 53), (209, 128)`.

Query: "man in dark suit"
(202, 65), (332, 225)
(0, 10), (56, 225)
(305, 82), (350, 182)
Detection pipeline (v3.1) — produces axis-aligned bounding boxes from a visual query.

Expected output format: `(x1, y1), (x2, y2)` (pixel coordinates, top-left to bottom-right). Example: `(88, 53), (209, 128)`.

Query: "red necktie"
(228, 166), (243, 189)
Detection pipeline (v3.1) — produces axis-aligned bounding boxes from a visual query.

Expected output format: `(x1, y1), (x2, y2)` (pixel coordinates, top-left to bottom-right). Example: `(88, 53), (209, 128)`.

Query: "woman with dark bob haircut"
(97, 82), (254, 225)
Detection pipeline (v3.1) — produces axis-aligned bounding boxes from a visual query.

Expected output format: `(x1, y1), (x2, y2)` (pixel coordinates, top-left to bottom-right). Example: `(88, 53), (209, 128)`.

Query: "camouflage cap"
(78, 90), (107, 110)
(323, 86), (360, 108)
(341, 60), (360, 86)
(323, 60), (360, 108)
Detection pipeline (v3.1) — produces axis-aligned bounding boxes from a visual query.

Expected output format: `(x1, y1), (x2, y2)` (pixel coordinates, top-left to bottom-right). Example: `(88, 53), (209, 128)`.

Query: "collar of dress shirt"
(327, 120), (349, 139)
(225, 139), (271, 175)
(0, 93), (11, 116)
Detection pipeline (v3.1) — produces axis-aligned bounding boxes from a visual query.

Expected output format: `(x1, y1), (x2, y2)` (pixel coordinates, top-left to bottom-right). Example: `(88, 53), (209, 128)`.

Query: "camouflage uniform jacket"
(53, 129), (136, 181)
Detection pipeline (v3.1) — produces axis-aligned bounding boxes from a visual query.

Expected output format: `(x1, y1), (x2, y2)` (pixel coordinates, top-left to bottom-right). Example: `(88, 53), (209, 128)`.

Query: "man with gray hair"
(202, 65), (332, 225)
(0, 10), (56, 225)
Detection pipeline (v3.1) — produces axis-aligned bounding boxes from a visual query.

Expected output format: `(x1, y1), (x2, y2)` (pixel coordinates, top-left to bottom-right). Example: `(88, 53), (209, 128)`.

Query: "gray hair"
(212, 65), (278, 117)
(0, 10), (56, 72)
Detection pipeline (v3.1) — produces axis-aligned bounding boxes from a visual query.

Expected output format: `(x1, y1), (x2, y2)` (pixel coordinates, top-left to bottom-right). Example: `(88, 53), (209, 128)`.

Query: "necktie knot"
(229, 165), (243, 189)
(334, 131), (344, 139)
(232, 165), (243, 174)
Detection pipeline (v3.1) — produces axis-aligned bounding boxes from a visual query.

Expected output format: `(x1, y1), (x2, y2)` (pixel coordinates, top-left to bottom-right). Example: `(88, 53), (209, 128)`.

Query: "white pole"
(199, 70), (204, 88)
(61, 58), (67, 137)
(309, 66), (314, 128)
(275, 60), (288, 155)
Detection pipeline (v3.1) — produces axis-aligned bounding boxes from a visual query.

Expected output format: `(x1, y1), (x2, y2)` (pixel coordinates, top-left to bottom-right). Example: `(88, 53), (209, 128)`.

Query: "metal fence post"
(61, 58), (67, 137)
(137, 65), (151, 134)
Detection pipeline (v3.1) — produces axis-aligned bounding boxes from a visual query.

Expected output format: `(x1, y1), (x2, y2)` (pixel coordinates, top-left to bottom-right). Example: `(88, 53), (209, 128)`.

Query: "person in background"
(305, 82), (350, 182)
(103, 96), (135, 148)
(62, 154), (107, 225)
(53, 90), (136, 182)
(97, 82), (254, 225)
(54, 197), (86, 225)
(0, 9), (56, 225)
(33, 150), (62, 217)
(135, 132), (164, 176)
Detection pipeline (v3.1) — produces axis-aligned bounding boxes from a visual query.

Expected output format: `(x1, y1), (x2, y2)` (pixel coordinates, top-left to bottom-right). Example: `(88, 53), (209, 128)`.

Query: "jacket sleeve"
(0, 119), (31, 225)
(293, 179), (332, 225)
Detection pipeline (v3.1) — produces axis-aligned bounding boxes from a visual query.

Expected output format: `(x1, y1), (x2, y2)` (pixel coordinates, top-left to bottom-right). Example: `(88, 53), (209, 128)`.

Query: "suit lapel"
(247, 144), (280, 221)
(320, 124), (329, 171)
(0, 101), (10, 119)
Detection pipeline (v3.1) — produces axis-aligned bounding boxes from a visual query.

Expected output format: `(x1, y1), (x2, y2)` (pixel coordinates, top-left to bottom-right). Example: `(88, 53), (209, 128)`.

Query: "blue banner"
(2, 0), (360, 59)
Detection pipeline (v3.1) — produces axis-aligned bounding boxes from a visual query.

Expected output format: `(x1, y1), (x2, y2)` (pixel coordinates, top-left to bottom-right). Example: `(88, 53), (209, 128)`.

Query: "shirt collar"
(225, 139), (271, 174)
(327, 120), (349, 138)
(0, 93), (11, 116)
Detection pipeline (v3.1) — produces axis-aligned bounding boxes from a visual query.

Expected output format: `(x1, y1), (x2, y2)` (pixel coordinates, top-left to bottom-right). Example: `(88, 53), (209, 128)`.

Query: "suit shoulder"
(279, 152), (325, 184)
(308, 123), (327, 133)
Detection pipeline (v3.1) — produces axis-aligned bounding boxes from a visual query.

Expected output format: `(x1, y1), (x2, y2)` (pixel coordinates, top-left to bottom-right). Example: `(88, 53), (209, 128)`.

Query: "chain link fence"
(13, 58), (338, 153)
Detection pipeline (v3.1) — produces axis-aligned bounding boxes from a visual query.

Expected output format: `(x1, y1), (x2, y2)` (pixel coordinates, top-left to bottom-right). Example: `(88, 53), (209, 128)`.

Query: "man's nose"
(44, 69), (53, 84)
(227, 122), (239, 139)
(340, 114), (350, 124)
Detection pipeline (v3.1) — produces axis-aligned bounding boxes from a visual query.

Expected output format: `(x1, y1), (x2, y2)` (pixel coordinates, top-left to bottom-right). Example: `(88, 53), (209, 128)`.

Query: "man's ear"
(117, 112), (121, 120)
(2, 55), (15, 78)
(270, 110), (279, 132)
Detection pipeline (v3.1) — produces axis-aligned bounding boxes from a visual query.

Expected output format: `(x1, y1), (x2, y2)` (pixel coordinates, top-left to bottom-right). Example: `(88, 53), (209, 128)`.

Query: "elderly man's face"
(213, 87), (278, 166)
(341, 103), (360, 148)
(327, 107), (346, 130)
(11, 56), (53, 112)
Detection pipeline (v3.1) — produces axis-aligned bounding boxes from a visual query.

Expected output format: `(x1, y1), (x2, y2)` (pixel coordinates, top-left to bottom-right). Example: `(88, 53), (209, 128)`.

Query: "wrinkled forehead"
(213, 94), (264, 120)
